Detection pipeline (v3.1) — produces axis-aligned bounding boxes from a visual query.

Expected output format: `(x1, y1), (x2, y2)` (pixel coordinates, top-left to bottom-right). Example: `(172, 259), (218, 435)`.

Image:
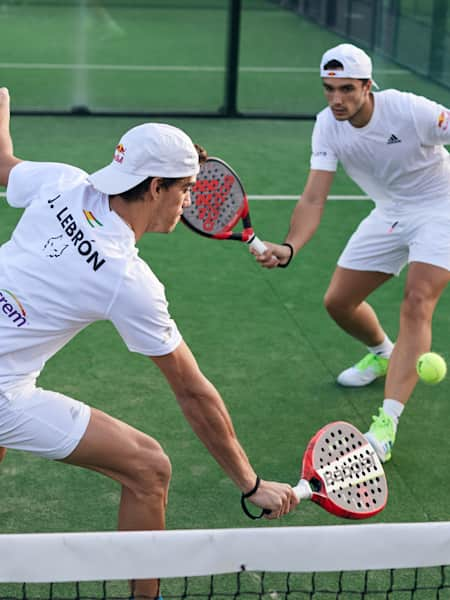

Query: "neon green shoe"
(337, 353), (389, 387)
(364, 408), (396, 462)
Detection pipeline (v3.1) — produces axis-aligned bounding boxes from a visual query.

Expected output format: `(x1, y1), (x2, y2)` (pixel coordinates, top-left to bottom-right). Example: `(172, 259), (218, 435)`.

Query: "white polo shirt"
(0, 161), (182, 391)
(310, 89), (450, 218)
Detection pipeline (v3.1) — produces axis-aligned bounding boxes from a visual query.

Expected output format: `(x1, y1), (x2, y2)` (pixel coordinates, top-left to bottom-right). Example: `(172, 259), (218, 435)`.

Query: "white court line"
(248, 194), (369, 201)
(0, 192), (368, 201)
(0, 63), (408, 75)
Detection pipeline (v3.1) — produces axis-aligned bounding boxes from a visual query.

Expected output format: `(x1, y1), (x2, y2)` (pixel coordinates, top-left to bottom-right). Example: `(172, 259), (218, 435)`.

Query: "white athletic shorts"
(0, 383), (91, 460)
(338, 209), (450, 275)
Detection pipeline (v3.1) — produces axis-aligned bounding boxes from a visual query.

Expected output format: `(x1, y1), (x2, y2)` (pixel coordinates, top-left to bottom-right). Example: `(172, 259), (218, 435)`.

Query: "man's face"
(147, 176), (195, 233)
(322, 77), (371, 122)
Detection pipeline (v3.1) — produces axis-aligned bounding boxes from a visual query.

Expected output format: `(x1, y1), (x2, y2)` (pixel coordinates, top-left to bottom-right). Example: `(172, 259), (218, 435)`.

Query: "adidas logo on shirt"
(387, 134), (402, 144)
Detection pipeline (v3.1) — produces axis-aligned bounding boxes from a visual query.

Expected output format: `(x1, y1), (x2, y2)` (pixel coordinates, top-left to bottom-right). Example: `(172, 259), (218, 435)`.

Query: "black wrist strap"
(278, 242), (294, 269)
(241, 476), (269, 520)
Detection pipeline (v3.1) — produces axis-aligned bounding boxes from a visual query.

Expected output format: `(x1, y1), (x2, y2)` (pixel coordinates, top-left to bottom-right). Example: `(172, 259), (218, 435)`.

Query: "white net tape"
(2, 522), (450, 583)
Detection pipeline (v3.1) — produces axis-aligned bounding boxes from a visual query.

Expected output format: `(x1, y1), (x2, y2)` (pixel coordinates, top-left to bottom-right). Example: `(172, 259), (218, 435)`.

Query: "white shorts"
(0, 384), (91, 459)
(338, 209), (450, 275)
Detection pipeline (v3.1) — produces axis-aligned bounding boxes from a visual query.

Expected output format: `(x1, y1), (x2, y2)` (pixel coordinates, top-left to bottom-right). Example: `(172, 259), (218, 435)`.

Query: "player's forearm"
(284, 197), (325, 253)
(152, 343), (257, 492)
(177, 381), (257, 492)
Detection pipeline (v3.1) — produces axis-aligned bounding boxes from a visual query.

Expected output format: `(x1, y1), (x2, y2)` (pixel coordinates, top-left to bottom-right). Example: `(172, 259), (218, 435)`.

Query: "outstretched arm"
(151, 341), (299, 519)
(0, 88), (22, 187)
(254, 169), (335, 268)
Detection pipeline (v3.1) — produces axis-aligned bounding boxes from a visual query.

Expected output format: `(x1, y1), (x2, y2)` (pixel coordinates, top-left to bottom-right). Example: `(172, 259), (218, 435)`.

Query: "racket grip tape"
(292, 479), (313, 500)
(247, 235), (267, 255)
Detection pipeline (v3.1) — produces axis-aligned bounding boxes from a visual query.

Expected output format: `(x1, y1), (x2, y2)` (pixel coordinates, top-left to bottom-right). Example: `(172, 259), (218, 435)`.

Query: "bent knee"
(324, 289), (351, 318)
(401, 289), (435, 321)
(125, 435), (172, 497)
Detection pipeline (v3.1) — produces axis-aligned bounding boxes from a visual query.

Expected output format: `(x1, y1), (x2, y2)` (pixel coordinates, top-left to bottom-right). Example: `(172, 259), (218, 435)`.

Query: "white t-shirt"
(0, 161), (182, 390)
(310, 89), (450, 217)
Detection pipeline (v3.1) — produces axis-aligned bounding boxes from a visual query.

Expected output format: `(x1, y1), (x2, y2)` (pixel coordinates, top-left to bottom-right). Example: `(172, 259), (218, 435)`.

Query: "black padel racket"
(293, 421), (388, 519)
(182, 157), (267, 254)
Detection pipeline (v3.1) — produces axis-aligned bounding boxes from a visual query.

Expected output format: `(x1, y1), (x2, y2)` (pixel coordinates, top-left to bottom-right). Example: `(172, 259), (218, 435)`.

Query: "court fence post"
(223, 0), (242, 117)
(429, 0), (448, 84)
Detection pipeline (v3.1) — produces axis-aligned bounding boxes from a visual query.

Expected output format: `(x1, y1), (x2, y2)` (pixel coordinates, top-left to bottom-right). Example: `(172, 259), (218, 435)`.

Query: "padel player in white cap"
(0, 89), (298, 598)
(255, 43), (450, 464)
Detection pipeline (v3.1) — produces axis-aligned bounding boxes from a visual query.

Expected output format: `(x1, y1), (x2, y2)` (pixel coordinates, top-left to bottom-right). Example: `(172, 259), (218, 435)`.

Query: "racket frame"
(181, 157), (266, 253)
(293, 421), (388, 520)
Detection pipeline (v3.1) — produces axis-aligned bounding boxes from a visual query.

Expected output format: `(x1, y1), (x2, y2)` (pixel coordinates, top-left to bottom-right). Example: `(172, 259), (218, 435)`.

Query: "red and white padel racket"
(181, 157), (267, 254)
(242, 421), (387, 521)
(293, 420), (388, 519)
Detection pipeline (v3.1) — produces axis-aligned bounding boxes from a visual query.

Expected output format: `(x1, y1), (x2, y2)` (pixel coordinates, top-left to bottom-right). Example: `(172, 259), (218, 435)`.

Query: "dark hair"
(119, 142), (208, 202)
(120, 177), (169, 202)
(195, 143), (208, 164)
(323, 59), (369, 86)
(323, 59), (344, 70)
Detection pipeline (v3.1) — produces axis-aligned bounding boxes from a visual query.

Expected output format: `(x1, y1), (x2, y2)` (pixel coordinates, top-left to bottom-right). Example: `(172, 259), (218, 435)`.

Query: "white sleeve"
(108, 258), (182, 357)
(7, 161), (87, 208)
(310, 113), (338, 172)
(410, 94), (450, 146)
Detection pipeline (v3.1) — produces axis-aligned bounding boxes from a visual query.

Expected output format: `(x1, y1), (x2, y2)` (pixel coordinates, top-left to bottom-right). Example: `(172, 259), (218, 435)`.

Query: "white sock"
(382, 398), (404, 427)
(368, 335), (394, 359)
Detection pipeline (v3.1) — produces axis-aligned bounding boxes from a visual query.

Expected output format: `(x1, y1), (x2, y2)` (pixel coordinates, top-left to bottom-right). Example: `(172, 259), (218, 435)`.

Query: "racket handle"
(292, 479), (313, 500)
(247, 235), (268, 255)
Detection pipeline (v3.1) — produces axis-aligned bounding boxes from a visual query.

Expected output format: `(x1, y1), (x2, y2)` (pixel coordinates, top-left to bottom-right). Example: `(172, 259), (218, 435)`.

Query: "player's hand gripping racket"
(243, 421), (388, 520)
(181, 157), (267, 254)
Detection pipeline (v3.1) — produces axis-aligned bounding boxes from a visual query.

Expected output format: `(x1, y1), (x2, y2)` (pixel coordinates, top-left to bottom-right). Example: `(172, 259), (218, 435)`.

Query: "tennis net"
(1, 523), (450, 599)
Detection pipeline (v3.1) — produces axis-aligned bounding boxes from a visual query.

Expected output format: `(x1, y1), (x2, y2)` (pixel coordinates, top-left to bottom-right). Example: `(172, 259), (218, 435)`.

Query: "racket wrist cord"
(243, 475), (261, 497)
(278, 242), (294, 268)
(241, 475), (269, 520)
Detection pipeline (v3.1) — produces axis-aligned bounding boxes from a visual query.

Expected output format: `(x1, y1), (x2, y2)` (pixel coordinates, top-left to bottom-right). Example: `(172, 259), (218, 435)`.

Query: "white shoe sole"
(364, 432), (392, 463)
(337, 366), (382, 387)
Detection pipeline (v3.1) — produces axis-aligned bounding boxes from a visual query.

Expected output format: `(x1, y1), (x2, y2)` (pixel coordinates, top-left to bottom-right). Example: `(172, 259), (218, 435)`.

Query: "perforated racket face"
(182, 158), (247, 236)
(303, 421), (388, 519)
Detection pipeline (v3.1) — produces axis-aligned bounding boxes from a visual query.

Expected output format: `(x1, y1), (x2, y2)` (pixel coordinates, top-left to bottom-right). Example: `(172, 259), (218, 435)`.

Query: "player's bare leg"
(0, 447), (6, 463)
(62, 408), (171, 599)
(385, 262), (450, 404)
(365, 262), (450, 462)
(324, 266), (392, 344)
(324, 267), (394, 386)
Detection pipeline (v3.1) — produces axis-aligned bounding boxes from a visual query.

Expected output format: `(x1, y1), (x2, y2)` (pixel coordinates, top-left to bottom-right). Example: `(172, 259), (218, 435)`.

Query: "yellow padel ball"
(416, 352), (447, 385)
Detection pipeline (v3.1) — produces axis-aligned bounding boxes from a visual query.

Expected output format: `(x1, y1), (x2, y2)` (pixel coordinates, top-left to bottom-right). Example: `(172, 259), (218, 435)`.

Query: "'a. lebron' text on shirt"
(0, 162), (182, 390)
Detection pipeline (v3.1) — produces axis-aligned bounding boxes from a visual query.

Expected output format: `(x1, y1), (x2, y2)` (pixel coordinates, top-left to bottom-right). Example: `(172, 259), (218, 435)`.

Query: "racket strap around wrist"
(278, 242), (294, 268)
(241, 476), (266, 520)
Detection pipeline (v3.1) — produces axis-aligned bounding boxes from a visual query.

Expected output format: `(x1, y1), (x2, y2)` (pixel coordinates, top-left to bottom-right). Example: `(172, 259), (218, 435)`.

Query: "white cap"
(320, 43), (379, 88)
(89, 123), (200, 195)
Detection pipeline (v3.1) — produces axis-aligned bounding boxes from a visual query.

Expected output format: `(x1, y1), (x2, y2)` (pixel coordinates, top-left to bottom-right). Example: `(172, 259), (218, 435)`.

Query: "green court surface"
(0, 113), (449, 540)
(0, 5), (449, 595)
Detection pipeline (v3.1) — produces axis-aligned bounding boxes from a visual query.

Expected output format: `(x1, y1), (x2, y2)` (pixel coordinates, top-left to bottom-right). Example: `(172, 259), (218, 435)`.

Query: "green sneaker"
(364, 408), (396, 462)
(337, 353), (389, 387)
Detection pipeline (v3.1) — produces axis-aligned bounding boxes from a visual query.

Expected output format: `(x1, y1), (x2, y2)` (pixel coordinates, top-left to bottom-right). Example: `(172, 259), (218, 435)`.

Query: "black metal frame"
(292, 0), (449, 92)
(11, 0), (314, 120)
(14, 0), (447, 119)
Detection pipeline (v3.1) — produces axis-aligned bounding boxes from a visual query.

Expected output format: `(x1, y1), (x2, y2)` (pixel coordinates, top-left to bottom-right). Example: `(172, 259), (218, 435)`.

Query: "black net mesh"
(2, 566), (450, 600)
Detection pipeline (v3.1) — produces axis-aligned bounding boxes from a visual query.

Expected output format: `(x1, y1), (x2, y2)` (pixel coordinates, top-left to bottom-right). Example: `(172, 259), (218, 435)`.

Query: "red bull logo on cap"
(437, 111), (449, 131)
(114, 143), (126, 164)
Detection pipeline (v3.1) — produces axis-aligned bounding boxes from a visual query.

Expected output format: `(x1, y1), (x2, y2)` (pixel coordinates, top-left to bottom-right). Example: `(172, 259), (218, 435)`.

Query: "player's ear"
(150, 177), (162, 196)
